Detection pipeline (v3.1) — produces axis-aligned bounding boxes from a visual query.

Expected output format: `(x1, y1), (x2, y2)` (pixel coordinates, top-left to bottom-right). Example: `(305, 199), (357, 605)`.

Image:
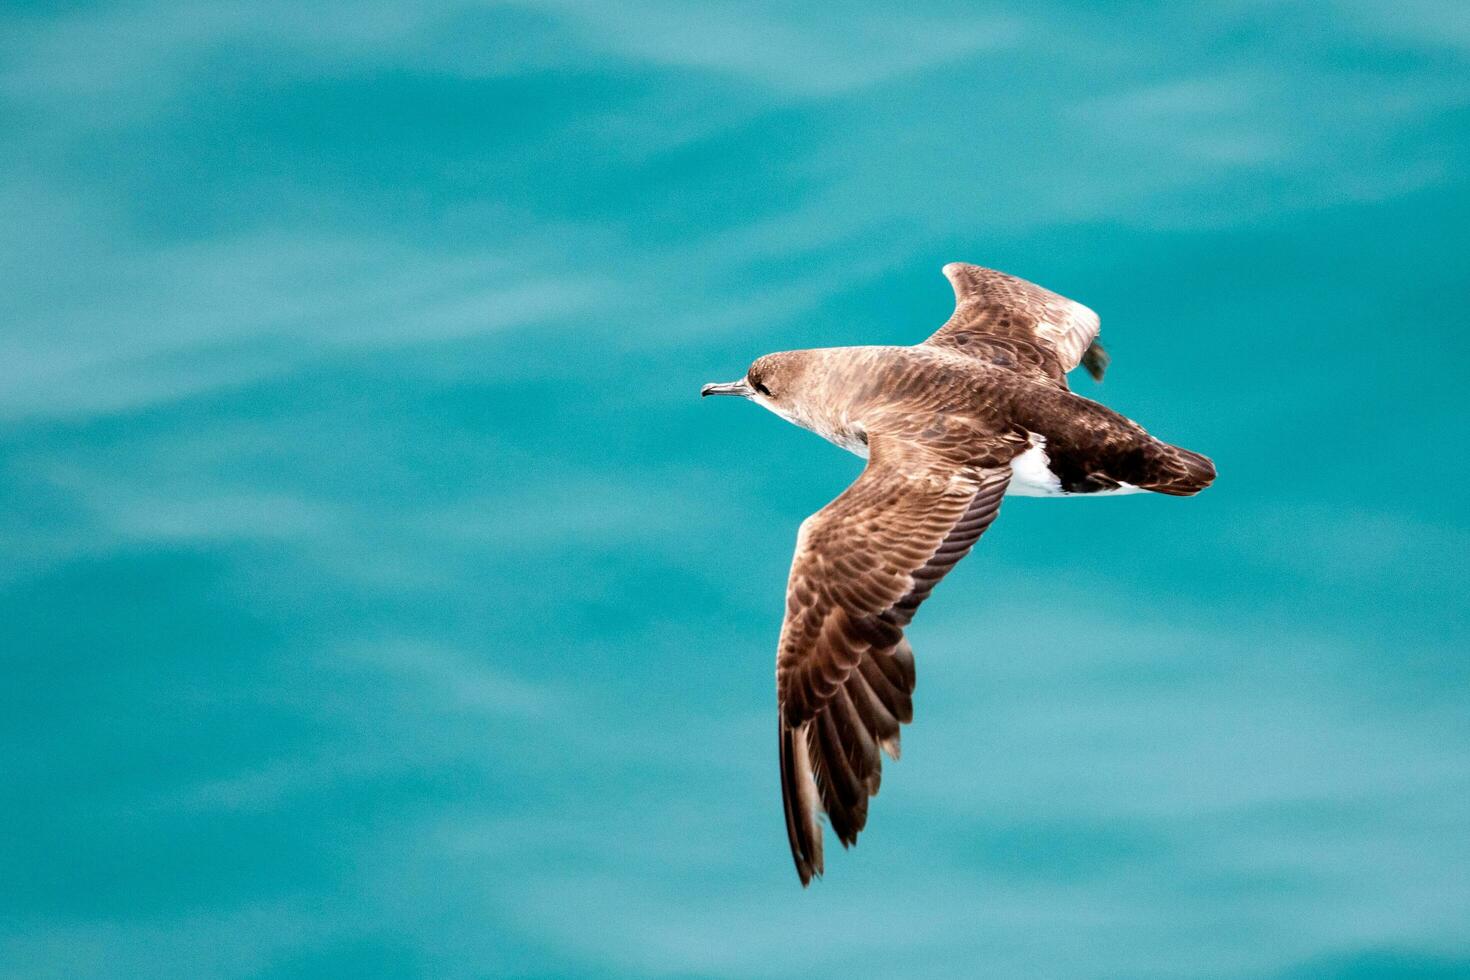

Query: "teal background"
(2, 3), (1468, 977)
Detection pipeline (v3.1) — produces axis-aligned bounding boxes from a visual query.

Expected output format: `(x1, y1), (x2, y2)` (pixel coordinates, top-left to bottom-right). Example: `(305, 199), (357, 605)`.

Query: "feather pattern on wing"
(776, 431), (1014, 884)
(926, 263), (1107, 384)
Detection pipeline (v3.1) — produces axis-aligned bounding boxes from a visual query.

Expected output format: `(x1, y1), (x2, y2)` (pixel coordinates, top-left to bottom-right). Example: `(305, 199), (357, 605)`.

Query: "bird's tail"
(1141, 442), (1216, 496)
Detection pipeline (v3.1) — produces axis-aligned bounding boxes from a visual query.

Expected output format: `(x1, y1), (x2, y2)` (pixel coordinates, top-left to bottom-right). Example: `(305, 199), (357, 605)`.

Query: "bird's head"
(701, 351), (811, 418)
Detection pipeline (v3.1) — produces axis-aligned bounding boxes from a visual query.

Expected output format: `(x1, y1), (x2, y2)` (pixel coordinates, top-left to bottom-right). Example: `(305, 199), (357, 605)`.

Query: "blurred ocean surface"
(1, 2), (1467, 977)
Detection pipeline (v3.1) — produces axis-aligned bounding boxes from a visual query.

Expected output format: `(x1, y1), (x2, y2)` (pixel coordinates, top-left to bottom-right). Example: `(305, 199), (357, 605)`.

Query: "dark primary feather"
(1081, 339), (1109, 381)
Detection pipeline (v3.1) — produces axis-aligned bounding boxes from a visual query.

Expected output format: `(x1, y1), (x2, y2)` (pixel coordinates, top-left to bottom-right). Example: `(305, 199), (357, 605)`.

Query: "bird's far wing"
(777, 430), (1015, 885)
(925, 263), (1108, 384)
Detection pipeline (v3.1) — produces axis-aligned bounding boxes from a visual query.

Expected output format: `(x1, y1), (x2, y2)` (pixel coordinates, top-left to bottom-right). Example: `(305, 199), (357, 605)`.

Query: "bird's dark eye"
(753, 381), (772, 397)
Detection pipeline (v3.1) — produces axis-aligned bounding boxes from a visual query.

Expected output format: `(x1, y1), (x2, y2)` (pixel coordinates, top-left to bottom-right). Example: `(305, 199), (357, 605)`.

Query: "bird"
(700, 262), (1215, 886)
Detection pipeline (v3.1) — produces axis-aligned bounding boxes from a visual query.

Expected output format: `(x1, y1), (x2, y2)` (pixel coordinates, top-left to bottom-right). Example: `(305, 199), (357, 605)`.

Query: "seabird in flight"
(701, 263), (1216, 885)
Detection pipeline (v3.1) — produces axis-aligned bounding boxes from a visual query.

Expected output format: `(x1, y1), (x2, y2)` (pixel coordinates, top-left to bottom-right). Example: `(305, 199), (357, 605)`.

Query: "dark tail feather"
(1144, 443), (1216, 496)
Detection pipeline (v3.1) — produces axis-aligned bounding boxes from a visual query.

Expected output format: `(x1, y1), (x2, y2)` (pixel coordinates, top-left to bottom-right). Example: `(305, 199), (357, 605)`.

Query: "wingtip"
(1082, 339), (1109, 381)
(780, 721), (826, 889)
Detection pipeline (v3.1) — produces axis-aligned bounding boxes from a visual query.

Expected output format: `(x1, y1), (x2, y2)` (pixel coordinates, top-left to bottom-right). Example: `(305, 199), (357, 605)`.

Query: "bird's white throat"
(754, 394), (870, 458)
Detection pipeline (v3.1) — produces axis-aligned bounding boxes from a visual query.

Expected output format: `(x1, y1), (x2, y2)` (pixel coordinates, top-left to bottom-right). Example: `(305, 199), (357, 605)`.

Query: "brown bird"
(701, 263), (1215, 886)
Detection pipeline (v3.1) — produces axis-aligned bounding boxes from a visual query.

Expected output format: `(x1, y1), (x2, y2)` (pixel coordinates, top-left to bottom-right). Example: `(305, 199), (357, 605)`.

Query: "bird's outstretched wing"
(777, 428), (1017, 885)
(925, 263), (1108, 384)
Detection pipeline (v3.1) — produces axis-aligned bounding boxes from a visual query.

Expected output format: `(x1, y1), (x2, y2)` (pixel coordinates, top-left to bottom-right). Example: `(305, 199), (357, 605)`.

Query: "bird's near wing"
(926, 263), (1108, 385)
(777, 428), (1017, 885)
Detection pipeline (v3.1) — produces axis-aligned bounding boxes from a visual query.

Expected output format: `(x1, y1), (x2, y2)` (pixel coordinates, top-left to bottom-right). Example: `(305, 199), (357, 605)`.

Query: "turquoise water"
(3, 3), (1468, 977)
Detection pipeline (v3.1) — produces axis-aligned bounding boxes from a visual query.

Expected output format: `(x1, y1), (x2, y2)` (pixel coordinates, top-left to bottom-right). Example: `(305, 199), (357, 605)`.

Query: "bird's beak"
(701, 380), (753, 398)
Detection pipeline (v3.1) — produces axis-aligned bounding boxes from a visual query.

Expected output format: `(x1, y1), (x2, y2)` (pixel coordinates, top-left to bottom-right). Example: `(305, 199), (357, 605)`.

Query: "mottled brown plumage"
(701, 263), (1215, 885)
